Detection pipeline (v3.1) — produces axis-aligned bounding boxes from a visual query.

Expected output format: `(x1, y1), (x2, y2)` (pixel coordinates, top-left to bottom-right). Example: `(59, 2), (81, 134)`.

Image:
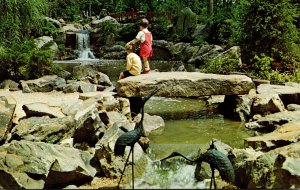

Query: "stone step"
(116, 72), (255, 97)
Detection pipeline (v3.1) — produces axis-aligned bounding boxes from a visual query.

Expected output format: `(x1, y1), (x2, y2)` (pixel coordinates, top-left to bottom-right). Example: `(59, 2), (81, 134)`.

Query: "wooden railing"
(109, 10), (172, 23)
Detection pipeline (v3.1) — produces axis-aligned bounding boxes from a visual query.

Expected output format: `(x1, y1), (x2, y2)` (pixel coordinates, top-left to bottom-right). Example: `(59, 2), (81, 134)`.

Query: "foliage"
(0, 39), (59, 81)
(251, 54), (300, 83)
(199, 52), (241, 74)
(118, 23), (139, 42)
(0, 0), (48, 44)
(237, 0), (300, 64)
(151, 17), (171, 40)
(192, 38), (208, 46)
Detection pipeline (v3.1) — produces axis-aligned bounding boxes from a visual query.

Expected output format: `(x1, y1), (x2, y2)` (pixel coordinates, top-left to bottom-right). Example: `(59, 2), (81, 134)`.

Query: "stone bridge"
(116, 72), (255, 97)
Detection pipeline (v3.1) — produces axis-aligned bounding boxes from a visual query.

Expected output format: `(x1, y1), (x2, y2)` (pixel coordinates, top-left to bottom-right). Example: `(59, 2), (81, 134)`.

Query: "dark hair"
(125, 44), (134, 51)
(139, 18), (149, 28)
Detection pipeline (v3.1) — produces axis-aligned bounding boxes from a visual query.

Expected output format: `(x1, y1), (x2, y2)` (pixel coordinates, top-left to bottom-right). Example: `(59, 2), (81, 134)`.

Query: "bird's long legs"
(118, 147), (133, 188)
(210, 167), (217, 189)
(132, 145), (134, 189)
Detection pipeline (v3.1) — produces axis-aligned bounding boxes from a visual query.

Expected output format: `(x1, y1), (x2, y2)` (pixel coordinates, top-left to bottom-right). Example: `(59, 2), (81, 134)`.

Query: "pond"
(55, 59), (253, 189)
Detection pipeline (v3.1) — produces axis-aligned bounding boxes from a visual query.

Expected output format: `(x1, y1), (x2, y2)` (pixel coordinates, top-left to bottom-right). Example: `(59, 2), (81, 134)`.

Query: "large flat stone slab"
(257, 84), (300, 105)
(116, 72), (255, 97)
(245, 121), (300, 151)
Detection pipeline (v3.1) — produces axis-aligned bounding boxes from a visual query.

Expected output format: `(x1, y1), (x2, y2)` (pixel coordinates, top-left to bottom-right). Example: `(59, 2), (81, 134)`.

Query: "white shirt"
(135, 28), (152, 43)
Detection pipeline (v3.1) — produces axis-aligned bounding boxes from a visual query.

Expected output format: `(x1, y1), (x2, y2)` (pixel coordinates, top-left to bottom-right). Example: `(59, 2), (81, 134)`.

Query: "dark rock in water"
(20, 75), (66, 93)
(0, 140), (96, 189)
(0, 97), (15, 142)
(0, 80), (19, 91)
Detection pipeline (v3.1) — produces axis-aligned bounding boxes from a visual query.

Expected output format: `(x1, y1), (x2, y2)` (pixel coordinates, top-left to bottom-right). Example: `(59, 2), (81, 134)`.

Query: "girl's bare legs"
(119, 72), (124, 80)
(143, 57), (150, 72)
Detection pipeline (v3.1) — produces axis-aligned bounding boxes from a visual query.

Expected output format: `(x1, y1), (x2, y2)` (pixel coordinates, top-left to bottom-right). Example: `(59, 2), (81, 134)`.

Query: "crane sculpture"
(114, 88), (160, 189)
(160, 140), (235, 189)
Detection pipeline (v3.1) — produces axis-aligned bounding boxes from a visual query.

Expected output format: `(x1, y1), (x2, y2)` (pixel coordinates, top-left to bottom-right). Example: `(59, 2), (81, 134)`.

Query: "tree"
(238, 0), (300, 65)
(208, 0), (214, 15)
(0, 0), (48, 44)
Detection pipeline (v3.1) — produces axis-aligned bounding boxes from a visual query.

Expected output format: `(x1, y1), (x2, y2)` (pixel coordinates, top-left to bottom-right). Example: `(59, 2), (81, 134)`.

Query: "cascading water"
(132, 155), (207, 189)
(76, 30), (96, 60)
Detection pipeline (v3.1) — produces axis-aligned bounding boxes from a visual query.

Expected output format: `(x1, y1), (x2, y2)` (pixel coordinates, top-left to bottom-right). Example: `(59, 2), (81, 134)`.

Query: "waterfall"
(76, 30), (96, 60)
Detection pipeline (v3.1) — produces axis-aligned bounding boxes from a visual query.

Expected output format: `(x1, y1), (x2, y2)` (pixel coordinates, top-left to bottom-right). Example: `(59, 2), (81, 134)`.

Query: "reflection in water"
(150, 117), (250, 148)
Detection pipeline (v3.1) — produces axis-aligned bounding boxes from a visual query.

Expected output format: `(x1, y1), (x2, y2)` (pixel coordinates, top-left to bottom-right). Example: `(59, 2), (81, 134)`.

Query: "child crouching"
(119, 44), (142, 80)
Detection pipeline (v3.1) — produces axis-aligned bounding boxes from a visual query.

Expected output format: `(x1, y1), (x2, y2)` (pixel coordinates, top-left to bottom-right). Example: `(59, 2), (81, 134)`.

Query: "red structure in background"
(109, 9), (172, 23)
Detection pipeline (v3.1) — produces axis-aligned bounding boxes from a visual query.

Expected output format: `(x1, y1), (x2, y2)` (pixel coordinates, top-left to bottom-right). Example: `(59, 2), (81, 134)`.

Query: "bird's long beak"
(160, 153), (175, 162)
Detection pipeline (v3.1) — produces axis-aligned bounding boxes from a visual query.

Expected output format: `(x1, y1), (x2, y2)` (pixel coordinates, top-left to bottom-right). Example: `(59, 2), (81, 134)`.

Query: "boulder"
(0, 97), (15, 141)
(95, 45), (126, 59)
(0, 80), (19, 91)
(35, 36), (59, 53)
(152, 40), (173, 60)
(106, 111), (128, 128)
(116, 72), (255, 97)
(0, 140), (96, 189)
(245, 111), (300, 132)
(287, 104), (300, 111)
(63, 81), (97, 93)
(90, 16), (120, 46)
(20, 75), (66, 93)
(231, 142), (300, 188)
(23, 103), (65, 118)
(257, 84), (300, 105)
(79, 91), (115, 101)
(222, 95), (254, 122)
(174, 8), (197, 41)
(45, 17), (61, 28)
(245, 121), (300, 151)
(64, 98), (105, 148)
(72, 65), (112, 86)
(91, 16), (119, 27)
(62, 24), (82, 33)
(143, 113), (165, 136)
(10, 116), (75, 144)
(252, 94), (285, 115)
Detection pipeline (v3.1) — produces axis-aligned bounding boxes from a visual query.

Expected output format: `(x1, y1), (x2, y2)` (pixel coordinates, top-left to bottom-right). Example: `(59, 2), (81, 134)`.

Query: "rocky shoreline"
(1, 64), (300, 188)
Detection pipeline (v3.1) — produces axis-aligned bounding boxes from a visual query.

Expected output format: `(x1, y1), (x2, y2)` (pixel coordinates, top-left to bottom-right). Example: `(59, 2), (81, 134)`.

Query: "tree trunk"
(208, 0), (214, 15)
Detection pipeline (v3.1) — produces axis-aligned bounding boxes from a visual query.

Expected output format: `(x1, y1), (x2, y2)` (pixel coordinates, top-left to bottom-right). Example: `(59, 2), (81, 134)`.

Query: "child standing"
(119, 44), (142, 80)
(126, 18), (153, 74)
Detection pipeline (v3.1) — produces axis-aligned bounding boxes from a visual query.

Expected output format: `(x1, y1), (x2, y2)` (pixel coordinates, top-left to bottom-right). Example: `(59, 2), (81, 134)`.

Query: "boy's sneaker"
(142, 69), (151, 74)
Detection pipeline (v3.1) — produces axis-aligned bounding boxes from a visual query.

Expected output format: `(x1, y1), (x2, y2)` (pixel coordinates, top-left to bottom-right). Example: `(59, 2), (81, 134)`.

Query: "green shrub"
(151, 17), (171, 40)
(200, 52), (241, 74)
(251, 54), (300, 83)
(118, 23), (139, 42)
(0, 39), (60, 81)
(238, 0), (300, 64)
